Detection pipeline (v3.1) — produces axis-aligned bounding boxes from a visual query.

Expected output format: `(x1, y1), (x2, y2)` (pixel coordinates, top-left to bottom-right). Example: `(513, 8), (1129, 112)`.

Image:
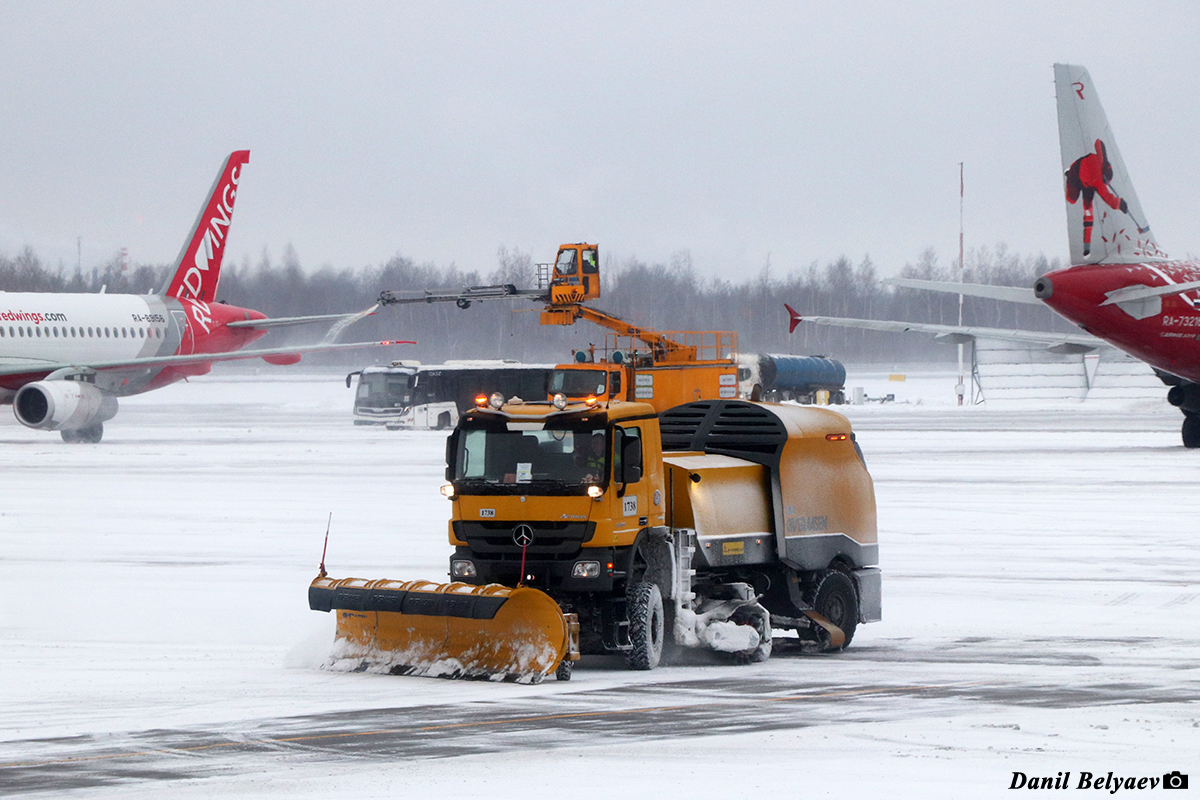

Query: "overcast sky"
(1, 2), (1197, 283)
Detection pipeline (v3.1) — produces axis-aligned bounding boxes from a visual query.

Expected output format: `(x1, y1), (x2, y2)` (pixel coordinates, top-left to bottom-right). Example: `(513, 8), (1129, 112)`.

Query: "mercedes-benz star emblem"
(512, 524), (535, 548)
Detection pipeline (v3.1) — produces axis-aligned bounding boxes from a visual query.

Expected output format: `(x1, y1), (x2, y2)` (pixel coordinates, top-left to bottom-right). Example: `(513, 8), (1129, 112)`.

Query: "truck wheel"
(1182, 414), (1200, 448)
(625, 582), (664, 670)
(554, 659), (573, 681)
(436, 412), (451, 430)
(810, 570), (858, 649)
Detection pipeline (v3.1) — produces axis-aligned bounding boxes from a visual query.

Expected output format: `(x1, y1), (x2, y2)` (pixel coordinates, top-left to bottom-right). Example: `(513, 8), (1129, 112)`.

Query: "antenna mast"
(957, 163), (965, 407)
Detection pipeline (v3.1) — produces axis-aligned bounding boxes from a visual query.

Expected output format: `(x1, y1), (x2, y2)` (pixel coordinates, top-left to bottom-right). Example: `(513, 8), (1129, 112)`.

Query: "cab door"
(613, 424), (649, 529)
(579, 246), (600, 299)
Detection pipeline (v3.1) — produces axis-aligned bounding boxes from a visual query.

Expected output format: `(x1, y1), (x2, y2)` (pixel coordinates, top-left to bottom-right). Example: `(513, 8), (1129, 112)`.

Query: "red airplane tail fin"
(161, 150), (250, 302)
(785, 304), (802, 334)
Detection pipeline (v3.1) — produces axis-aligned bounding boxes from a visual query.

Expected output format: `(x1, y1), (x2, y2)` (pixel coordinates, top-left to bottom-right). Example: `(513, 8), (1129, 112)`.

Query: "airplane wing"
(0, 339), (414, 378)
(883, 278), (1042, 304)
(786, 305), (1105, 355)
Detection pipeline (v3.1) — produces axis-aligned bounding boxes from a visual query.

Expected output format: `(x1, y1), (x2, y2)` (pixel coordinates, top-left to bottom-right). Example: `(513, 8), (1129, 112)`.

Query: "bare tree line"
(0, 243), (1073, 365)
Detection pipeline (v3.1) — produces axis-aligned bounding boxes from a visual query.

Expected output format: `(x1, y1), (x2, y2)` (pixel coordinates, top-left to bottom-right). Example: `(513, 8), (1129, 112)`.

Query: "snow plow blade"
(309, 576), (580, 682)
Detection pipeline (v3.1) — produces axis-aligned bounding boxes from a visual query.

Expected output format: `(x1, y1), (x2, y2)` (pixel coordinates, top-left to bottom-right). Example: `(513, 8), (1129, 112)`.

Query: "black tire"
(436, 412), (451, 430)
(554, 659), (573, 681)
(77, 423), (104, 444)
(61, 424), (102, 444)
(624, 582), (664, 670)
(810, 570), (858, 650)
(1182, 414), (1200, 448)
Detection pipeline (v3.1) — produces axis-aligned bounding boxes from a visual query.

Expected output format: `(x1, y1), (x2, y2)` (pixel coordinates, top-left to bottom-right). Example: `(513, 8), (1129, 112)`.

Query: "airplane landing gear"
(1165, 383), (1200, 448)
(61, 423), (104, 444)
(1182, 413), (1200, 449)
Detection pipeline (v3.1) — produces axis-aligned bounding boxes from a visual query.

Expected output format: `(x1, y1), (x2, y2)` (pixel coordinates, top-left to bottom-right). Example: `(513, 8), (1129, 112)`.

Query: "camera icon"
(1163, 771), (1188, 790)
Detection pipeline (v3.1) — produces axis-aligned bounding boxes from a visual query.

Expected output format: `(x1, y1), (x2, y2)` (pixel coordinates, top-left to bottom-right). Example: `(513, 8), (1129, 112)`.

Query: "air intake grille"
(659, 401), (716, 450)
(660, 401), (786, 463)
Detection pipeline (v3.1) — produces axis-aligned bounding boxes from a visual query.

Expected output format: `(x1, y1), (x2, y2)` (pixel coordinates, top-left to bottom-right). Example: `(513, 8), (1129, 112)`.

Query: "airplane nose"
(1034, 276), (1054, 300)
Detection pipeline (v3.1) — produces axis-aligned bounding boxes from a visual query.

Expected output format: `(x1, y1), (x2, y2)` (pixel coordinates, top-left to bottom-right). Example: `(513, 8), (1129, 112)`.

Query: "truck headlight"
(587, 485), (603, 498)
(571, 561), (601, 579)
(440, 483), (456, 498)
(451, 560), (477, 578)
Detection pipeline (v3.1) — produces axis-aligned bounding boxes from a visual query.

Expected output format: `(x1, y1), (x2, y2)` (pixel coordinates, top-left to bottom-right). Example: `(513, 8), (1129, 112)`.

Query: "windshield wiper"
(454, 478), (593, 494)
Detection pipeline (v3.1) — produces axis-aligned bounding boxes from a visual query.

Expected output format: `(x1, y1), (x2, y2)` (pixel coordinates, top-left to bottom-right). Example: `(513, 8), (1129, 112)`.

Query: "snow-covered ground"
(1, 366), (1197, 798)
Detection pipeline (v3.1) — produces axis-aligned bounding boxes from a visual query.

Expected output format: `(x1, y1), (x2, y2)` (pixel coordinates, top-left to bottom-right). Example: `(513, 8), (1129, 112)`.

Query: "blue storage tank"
(761, 355), (846, 393)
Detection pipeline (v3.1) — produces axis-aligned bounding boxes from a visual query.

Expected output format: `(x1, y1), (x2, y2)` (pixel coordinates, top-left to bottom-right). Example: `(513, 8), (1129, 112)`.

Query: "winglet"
(161, 150), (251, 301)
(785, 304), (802, 334)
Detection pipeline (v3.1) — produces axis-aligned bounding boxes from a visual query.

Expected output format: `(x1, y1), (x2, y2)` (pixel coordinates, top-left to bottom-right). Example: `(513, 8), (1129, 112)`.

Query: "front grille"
(454, 520), (596, 560)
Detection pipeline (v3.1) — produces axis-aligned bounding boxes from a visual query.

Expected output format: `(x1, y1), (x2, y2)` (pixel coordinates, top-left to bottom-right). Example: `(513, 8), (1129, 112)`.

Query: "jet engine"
(13, 380), (119, 432)
(1167, 382), (1200, 413)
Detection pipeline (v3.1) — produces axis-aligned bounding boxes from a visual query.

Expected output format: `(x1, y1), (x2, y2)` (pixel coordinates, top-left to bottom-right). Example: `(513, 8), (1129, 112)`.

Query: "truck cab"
(444, 396), (661, 594)
(548, 243), (602, 305)
(548, 363), (625, 405)
(548, 358), (738, 414)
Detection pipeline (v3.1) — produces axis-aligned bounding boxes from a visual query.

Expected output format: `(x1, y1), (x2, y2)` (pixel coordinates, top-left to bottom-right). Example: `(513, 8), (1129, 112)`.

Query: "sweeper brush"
(309, 576), (580, 682)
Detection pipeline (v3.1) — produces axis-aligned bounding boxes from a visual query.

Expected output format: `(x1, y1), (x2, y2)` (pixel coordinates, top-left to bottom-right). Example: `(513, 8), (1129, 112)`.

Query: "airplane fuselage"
(1037, 260), (1200, 384)
(0, 291), (267, 401)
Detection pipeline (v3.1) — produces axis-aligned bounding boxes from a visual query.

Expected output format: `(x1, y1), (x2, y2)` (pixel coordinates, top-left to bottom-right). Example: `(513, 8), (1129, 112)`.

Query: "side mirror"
(445, 431), (459, 482)
(345, 371), (361, 389)
(620, 437), (643, 483)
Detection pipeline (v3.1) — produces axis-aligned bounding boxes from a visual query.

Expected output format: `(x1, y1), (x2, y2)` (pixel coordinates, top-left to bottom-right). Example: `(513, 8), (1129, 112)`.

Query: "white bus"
(347, 360), (555, 430)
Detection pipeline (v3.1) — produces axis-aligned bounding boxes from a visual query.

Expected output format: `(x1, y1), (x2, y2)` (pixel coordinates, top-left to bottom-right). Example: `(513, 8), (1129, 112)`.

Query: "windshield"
(455, 426), (608, 489)
(555, 248), (577, 275)
(550, 369), (607, 397)
(356, 373), (413, 406)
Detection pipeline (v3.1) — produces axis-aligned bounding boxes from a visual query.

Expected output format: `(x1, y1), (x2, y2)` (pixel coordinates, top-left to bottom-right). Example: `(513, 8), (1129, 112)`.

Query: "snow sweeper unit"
(309, 396), (880, 681)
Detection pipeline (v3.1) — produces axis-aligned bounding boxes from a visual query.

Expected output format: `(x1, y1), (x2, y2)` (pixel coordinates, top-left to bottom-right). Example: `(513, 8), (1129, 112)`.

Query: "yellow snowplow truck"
(310, 396), (879, 682)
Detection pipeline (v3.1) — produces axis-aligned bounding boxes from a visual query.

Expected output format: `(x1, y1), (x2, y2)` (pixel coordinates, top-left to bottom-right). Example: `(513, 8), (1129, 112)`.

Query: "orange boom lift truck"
(377, 244), (740, 412)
